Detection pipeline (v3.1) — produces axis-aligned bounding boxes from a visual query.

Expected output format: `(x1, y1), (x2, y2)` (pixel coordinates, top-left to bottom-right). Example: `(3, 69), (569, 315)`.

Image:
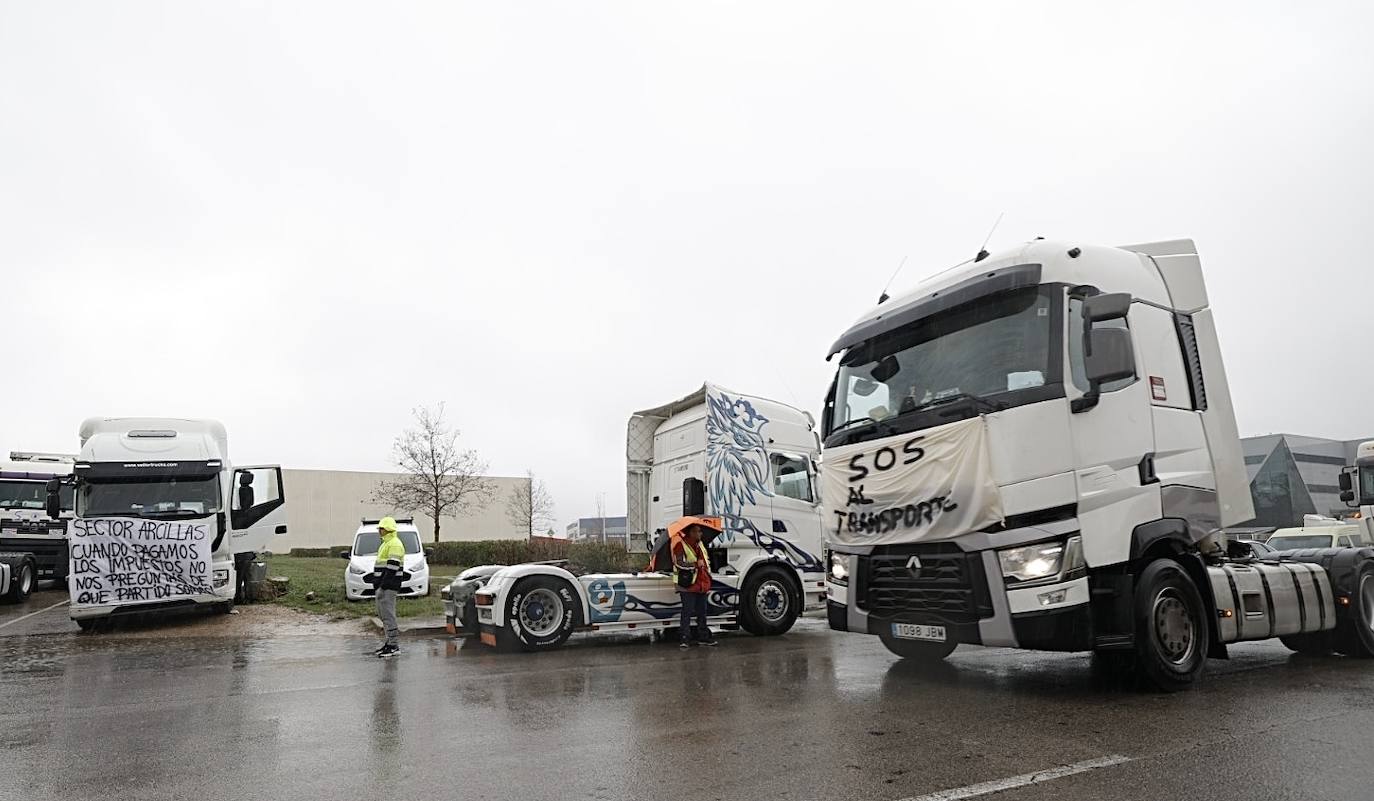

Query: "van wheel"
(880, 633), (957, 661)
(501, 576), (579, 652)
(5, 561), (34, 602)
(739, 565), (800, 636)
(1334, 563), (1374, 658)
(1134, 560), (1207, 691)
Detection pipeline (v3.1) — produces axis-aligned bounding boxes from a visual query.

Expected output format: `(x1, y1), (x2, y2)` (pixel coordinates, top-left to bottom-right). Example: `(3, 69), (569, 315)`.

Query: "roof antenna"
(877, 255), (907, 304)
(974, 212), (1004, 263)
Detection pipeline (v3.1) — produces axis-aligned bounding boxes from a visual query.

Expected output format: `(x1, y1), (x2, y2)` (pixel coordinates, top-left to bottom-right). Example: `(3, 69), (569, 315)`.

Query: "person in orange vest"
(673, 523), (718, 649)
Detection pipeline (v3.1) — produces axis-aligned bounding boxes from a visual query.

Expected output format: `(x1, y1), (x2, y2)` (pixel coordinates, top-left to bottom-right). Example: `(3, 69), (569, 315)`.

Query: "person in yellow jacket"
(368, 517), (407, 658)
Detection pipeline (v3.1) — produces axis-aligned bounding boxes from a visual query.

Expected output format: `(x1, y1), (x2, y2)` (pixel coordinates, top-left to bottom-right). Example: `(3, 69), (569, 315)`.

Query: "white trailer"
(447, 383), (828, 650)
(822, 238), (1374, 689)
(49, 418), (288, 629)
(0, 452), (75, 582)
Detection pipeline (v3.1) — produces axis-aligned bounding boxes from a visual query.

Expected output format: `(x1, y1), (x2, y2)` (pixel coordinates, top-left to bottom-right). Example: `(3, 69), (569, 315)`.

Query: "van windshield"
(1267, 535), (1337, 550)
(354, 530), (422, 555)
(828, 285), (1061, 446)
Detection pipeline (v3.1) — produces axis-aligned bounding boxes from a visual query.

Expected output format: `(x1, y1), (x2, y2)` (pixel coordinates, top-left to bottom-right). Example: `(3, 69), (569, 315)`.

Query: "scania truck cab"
(51, 418), (288, 628)
(0, 452), (75, 582)
(822, 239), (1374, 689)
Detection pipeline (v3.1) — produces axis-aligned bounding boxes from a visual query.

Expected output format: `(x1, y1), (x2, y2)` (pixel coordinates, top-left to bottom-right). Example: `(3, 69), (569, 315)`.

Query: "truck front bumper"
(827, 522), (1094, 652)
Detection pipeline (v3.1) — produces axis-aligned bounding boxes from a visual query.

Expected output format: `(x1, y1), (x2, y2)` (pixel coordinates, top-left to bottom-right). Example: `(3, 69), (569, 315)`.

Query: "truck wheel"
(502, 576), (578, 652)
(1133, 560), (1207, 691)
(4, 561), (34, 602)
(739, 565), (801, 636)
(1280, 633), (1332, 655)
(1334, 563), (1374, 658)
(879, 632), (957, 661)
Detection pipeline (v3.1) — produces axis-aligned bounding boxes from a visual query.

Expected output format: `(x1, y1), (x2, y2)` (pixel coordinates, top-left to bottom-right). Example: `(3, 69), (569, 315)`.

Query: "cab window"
(770, 453), (813, 503)
(1067, 296), (1135, 394)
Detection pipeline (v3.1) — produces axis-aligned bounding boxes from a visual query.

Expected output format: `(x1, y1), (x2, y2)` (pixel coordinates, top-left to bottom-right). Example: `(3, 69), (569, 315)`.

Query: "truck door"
(1067, 297), (1161, 567)
(229, 465), (288, 555)
(767, 450), (824, 564)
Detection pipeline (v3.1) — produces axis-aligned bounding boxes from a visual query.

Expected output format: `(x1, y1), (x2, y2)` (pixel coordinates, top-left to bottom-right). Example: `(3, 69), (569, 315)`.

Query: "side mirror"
(45, 479), (62, 519)
(1084, 292), (1131, 322)
(237, 471), (255, 510)
(1339, 472), (1353, 492)
(340, 551), (352, 560)
(1084, 327), (1136, 385)
(1342, 490), (1357, 505)
(424, 548), (434, 558)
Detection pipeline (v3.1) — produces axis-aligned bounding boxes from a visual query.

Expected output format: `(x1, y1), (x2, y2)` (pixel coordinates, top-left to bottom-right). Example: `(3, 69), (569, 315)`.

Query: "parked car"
(342, 518), (431, 600)
(1266, 524), (1370, 551)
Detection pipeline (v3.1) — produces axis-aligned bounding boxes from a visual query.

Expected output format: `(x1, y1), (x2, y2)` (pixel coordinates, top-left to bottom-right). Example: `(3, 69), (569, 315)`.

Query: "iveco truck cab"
(51, 418), (288, 629)
(822, 238), (1374, 689)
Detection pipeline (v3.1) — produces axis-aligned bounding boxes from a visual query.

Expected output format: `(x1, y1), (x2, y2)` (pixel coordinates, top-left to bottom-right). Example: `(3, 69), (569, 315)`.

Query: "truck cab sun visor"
(76, 460), (220, 479)
(827, 263), (1042, 358)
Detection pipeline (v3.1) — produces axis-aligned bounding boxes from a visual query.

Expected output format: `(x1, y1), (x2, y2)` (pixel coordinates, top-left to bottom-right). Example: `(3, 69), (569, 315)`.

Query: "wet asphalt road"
(4, 590), (1374, 801)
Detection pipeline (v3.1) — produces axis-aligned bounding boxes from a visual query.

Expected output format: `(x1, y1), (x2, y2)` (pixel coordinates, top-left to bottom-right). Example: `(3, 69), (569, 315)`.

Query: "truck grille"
(857, 543), (993, 624)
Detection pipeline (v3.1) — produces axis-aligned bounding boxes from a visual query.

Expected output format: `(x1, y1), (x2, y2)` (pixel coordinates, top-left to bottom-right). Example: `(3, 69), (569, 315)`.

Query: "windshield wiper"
(909, 392), (1007, 417)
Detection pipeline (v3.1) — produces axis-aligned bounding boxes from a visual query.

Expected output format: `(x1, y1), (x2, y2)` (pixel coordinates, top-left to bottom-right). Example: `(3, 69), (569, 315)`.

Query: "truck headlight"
(998, 536), (1084, 585)
(828, 551), (849, 585)
(348, 564), (366, 575)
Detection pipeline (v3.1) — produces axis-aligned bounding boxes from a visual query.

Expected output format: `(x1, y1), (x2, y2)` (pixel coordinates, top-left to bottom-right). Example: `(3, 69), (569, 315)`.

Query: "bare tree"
(506, 470), (555, 538)
(374, 404), (495, 543)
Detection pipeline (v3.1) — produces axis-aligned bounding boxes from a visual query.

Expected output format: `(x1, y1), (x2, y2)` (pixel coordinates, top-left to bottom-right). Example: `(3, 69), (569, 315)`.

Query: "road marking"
(0, 598), (71, 630)
(896, 755), (1132, 801)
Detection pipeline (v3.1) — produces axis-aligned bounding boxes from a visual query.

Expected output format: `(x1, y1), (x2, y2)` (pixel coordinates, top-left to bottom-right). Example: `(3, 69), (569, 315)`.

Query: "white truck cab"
(447, 383), (828, 650)
(0, 452), (75, 582)
(53, 418), (288, 628)
(823, 239), (1374, 689)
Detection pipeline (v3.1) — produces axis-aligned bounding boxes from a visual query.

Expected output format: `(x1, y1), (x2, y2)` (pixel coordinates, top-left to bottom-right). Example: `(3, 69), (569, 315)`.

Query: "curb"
(368, 616), (452, 635)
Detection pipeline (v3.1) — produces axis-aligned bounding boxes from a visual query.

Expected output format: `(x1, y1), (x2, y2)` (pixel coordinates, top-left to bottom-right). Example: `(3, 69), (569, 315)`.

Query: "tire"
(76, 618), (98, 632)
(1334, 563), (1374, 658)
(879, 632), (958, 661)
(1133, 560), (1208, 691)
(738, 565), (801, 636)
(76, 617), (111, 633)
(1281, 632), (1333, 655)
(501, 576), (579, 652)
(4, 561), (34, 603)
(219, 598), (235, 615)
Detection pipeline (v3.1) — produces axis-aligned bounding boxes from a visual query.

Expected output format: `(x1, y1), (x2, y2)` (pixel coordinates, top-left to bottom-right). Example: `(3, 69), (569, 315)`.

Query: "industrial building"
(1241, 434), (1370, 528)
(279, 469), (529, 549)
(565, 515), (628, 547)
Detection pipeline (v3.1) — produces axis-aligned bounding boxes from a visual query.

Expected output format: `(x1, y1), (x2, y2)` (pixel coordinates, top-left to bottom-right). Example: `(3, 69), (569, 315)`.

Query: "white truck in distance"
(1340, 442), (1374, 541)
(50, 418), (288, 629)
(445, 383), (828, 650)
(822, 238), (1374, 689)
(0, 452), (75, 582)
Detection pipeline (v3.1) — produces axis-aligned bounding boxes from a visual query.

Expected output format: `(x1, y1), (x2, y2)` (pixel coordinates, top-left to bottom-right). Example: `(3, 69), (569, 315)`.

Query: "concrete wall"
(278, 469), (529, 549)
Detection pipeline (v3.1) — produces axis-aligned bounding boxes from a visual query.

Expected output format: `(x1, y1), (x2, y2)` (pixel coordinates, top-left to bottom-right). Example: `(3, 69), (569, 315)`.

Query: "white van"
(342, 518), (431, 600)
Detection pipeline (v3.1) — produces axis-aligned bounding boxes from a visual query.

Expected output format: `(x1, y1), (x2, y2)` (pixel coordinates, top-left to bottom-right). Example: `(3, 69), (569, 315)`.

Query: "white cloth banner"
(822, 417), (1004, 546)
(68, 517), (216, 608)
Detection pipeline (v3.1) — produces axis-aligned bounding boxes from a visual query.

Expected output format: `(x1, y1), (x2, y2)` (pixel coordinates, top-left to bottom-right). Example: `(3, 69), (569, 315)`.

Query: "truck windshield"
(78, 476), (222, 517)
(354, 531), (422, 555)
(1360, 466), (1374, 506)
(0, 480), (73, 512)
(828, 285), (1060, 445)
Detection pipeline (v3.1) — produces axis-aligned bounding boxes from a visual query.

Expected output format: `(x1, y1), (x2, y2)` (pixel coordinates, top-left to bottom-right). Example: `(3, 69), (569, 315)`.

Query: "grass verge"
(261, 555), (451, 620)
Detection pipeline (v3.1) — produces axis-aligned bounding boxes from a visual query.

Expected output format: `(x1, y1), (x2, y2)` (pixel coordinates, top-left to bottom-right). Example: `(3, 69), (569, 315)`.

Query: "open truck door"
(229, 465), (288, 555)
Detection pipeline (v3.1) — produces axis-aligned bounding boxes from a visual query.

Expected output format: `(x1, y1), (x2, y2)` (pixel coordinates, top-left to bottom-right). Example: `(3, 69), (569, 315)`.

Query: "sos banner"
(68, 517), (215, 608)
(821, 417), (1004, 546)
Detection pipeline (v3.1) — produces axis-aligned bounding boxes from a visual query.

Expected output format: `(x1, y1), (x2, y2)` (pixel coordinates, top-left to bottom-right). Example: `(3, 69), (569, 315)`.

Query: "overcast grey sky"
(4, 1), (1372, 532)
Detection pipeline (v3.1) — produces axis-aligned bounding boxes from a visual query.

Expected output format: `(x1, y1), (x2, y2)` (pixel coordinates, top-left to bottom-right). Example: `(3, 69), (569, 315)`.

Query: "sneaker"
(372, 645), (389, 656)
(679, 641), (690, 650)
(377, 644), (400, 658)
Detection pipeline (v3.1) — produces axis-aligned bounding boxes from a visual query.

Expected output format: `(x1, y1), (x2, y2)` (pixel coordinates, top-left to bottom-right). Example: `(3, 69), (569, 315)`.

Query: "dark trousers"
(679, 591), (711, 643)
